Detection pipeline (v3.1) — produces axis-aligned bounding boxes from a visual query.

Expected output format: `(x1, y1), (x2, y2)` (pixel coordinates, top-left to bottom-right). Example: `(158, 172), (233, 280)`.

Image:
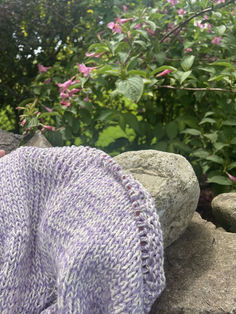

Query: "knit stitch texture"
(0, 146), (165, 313)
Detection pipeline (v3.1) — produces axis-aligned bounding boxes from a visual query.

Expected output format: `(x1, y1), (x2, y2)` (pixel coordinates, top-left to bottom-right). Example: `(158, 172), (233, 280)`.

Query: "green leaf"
(44, 130), (64, 146)
(135, 29), (149, 40)
(210, 61), (235, 68)
(18, 98), (34, 107)
(182, 128), (201, 136)
(172, 141), (191, 152)
(179, 70), (192, 84)
(28, 117), (39, 128)
(155, 52), (166, 65)
(127, 70), (146, 77)
(123, 112), (141, 135)
(64, 111), (74, 127)
(145, 20), (157, 31)
(118, 52), (129, 64)
(216, 25), (226, 36)
(214, 142), (228, 152)
(207, 176), (232, 186)
(199, 117), (216, 125)
(115, 76), (144, 103)
(222, 119), (236, 126)
(208, 74), (225, 82)
(133, 40), (147, 49)
(204, 132), (218, 143)
(228, 162), (236, 170)
(203, 111), (214, 118)
(96, 110), (116, 121)
(192, 149), (209, 158)
(181, 55), (195, 71)
(205, 155), (224, 164)
(166, 121), (178, 140)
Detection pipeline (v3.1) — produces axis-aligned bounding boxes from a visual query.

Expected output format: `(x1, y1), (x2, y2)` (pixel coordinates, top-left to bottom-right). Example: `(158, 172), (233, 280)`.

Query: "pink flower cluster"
(58, 77), (80, 107)
(38, 63), (51, 74)
(133, 22), (155, 36)
(211, 36), (222, 45)
(178, 9), (186, 16)
(78, 63), (97, 77)
(194, 19), (213, 33)
(107, 17), (132, 34)
(167, 0), (179, 6)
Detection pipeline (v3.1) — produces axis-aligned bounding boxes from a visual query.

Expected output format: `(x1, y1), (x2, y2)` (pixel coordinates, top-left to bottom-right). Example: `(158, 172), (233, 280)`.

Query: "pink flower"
(167, 0), (179, 6)
(78, 63), (97, 77)
(61, 100), (71, 107)
(147, 29), (155, 36)
(85, 94), (90, 102)
(178, 9), (186, 15)
(215, 0), (225, 4)
(156, 69), (172, 77)
(20, 119), (26, 126)
(85, 51), (103, 58)
(107, 22), (122, 34)
(41, 125), (56, 132)
(185, 48), (193, 53)
(43, 105), (53, 112)
(58, 78), (80, 92)
(58, 77), (80, 107)
(226, 172), (236, 182)
(38, 64), (51, 74)
(115, 17), (132, 24)
(44, 125), (55, 131)
(134, 23), (141, 29)
(211, 36), (222, 45)
(123, 5), (128, 12)
(207, 24), (213, 33)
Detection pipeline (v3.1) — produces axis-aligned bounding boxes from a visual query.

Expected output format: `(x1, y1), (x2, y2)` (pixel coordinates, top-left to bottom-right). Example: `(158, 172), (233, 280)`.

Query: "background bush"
(0, 0), (236, 195)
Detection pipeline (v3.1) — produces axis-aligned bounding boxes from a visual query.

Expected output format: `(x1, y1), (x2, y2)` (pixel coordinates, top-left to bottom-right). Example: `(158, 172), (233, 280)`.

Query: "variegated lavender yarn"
(0, 146), (165, 313)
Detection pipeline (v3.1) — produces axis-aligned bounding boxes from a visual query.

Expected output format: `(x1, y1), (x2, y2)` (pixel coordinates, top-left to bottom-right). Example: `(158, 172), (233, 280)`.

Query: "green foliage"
(3, 0), (236, 193)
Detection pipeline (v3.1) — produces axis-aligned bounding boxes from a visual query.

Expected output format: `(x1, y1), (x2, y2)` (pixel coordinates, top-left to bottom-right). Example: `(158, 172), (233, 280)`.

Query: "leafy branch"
(160, 0), (235, 43)
(156, 85), (236, 93)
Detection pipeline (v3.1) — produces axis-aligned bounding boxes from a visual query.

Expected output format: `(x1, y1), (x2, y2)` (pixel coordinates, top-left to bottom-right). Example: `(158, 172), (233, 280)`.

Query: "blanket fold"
(0, 146), (165, 313)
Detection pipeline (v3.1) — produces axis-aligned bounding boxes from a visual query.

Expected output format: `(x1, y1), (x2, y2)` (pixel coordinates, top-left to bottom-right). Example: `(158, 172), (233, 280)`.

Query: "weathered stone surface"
(150, 212), (236, 314)
(24, 131), (52, 148)
(114, 150), (200, 248)
(212, 193), (236, 233)
(0, 129), (23, 153)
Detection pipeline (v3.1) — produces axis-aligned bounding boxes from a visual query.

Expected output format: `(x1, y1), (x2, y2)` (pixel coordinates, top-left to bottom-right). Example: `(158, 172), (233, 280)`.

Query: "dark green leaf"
(207, 176), (232, 185)
(181, 55), (195, 71)
(115, 76), (144, 103)
(166, 121), (178, 140)
(182, 128), (201, 136)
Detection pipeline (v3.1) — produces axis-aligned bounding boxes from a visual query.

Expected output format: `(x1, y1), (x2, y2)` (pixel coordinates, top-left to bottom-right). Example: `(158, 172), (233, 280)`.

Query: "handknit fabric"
(0, 146), (165, 314)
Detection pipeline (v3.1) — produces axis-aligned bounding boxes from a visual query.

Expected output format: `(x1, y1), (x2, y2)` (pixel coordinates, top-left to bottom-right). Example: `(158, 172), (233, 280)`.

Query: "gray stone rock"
(24, 131), (52, 148)
(114, 150), (200, 248)
(0, 129), (23, 153)
(150, 212), (236, 314)
(212, 193), (236, 233)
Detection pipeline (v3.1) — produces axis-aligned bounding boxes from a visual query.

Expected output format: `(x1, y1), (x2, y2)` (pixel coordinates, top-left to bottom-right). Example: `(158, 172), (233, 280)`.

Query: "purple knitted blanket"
(0, 146), (165, 313)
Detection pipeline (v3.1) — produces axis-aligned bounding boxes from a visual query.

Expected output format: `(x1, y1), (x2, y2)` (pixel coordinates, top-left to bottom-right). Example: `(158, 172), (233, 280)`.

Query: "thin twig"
(156, 85), (236, 93)
(160, 0), (235, 43)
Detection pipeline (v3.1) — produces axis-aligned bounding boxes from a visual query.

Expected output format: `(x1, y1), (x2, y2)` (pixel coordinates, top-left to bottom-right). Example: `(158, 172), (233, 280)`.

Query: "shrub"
(18, 0), (236, 192)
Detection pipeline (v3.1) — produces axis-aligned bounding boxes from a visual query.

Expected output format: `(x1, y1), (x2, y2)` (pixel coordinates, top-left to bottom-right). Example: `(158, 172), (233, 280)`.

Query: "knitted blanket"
(0, 146), (165, 313)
